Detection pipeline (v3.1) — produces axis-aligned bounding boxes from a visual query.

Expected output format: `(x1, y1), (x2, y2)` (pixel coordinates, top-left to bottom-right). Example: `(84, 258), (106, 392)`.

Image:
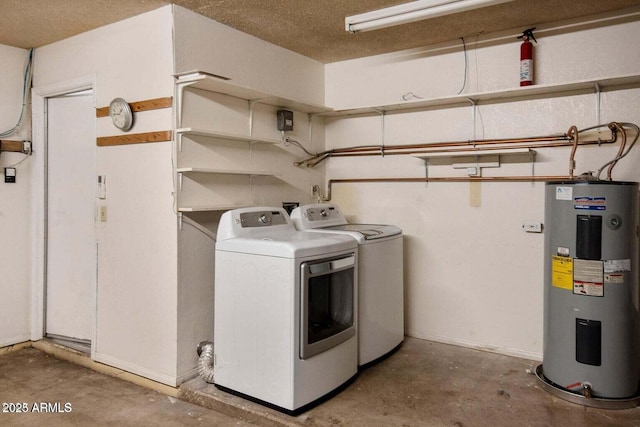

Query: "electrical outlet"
(523, 221), (543, 233)
(4, 167), (16, 183)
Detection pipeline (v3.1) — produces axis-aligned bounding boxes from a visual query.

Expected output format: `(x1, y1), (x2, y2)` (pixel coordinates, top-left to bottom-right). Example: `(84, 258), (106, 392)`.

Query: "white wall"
(173, 5), (328, 219)
(0, 45), (32, 347)
(173, 5), (325, 107)
(32, 6), (179, 384)
(325, 11), (640, 360)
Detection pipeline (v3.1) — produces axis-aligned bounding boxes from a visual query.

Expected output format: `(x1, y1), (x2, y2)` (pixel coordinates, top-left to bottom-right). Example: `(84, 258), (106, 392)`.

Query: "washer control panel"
(240, 210), (288, 228)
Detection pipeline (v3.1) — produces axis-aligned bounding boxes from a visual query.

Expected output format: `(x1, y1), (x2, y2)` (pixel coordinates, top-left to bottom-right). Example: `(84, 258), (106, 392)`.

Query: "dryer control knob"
(259, 214), (270, 224)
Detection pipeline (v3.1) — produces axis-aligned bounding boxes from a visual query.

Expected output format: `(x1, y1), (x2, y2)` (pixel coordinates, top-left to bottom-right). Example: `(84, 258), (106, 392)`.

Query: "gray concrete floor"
(0, 347), (250, 426)
(2, 338), (640, 426)
(182, 337), (640, 426)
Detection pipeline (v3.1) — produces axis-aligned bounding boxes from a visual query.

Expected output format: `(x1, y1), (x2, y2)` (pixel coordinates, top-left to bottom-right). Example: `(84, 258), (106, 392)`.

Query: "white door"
(46, 91), (95, 343)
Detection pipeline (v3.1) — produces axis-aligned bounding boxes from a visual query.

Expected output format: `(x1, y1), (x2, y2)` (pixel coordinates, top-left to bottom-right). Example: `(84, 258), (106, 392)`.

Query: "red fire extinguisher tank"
(519, 28), (537, 86)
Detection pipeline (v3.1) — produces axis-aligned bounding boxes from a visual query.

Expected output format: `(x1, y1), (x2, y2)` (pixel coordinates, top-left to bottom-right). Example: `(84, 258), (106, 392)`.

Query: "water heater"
(540, 181), (640, 406)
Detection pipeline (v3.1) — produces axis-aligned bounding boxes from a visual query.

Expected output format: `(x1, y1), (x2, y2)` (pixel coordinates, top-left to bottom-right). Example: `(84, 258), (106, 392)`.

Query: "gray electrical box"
(542, 181), (640, 399)
(277, 110), (294, 131)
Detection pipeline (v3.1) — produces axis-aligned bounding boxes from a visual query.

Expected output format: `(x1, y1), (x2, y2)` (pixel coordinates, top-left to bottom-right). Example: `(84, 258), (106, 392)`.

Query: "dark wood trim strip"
(96, 97), (173, 118)
(0, 140), (24, 152)
(97, 130), (173, 147)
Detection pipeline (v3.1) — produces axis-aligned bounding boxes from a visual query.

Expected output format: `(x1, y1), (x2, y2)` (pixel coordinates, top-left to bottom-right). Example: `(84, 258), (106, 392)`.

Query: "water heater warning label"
(573, 259), (604, 297)
(574, 281), (603, 297)
(551, 256), (573, 290)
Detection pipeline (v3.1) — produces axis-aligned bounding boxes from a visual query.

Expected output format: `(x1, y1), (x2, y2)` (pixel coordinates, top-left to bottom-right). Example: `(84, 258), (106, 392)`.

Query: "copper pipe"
(325, 176), (571, 201)
(317, 128), (616, 158)
(324, 138), (617, 158)
(329, 135), (569, 154)
(606, 122), (626, 180)
(305, 130), (617, 164)
(317, 124), (628, 201)
(567, 125), (579, 179)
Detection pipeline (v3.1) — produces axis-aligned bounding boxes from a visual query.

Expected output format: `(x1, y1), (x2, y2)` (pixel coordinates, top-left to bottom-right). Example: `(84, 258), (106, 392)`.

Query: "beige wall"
(32, 6), (178, 384)
(324, 11), (640, 360)
(0, 45), (32, 347)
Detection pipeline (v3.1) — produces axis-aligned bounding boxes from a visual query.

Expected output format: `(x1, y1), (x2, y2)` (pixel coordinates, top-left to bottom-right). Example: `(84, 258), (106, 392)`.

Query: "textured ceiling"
(1, 0), (638, 63)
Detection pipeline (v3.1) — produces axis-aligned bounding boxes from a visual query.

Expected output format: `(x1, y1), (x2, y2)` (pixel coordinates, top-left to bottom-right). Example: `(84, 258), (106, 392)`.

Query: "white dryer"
(214, 207), (358, 415)
(291, 203), (404, 368)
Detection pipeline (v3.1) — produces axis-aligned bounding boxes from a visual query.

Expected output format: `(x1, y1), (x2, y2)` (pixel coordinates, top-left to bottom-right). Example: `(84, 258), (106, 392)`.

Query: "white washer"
(291, 203), (404, 368)
(214, 207), (359, 415)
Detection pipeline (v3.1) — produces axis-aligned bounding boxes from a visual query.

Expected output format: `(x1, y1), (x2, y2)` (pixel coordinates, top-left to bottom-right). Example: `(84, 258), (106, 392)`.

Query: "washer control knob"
(320, 209), (327, 217)
(259, 214), (270, 224)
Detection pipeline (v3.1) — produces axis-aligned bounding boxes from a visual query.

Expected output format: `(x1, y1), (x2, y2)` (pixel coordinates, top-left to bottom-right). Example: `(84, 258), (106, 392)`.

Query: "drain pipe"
(196, 341), (215, 384)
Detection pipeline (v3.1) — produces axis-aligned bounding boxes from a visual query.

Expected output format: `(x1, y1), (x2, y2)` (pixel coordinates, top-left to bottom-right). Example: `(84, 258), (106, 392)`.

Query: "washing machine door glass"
(300, 254), (356, 359)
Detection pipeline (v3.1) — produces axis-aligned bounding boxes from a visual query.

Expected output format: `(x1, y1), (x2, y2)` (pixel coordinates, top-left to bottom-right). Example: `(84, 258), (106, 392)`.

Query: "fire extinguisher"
(518, 27), (537, 86)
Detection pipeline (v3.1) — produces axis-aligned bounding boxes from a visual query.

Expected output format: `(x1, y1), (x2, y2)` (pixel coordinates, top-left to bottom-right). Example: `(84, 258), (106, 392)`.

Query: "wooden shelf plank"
(97, 130), (172, 146)
(175, 71), (331, 114)
(0, 140), (24, 152)
(96, 97), (173, 118)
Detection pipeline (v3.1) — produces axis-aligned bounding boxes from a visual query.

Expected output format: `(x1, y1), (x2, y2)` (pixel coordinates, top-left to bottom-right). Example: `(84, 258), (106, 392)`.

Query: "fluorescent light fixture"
(346, 0), (515, 33)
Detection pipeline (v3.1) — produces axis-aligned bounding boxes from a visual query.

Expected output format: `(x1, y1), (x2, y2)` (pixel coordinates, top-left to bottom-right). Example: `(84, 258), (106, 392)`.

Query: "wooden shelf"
(177, 167), (277, 177)
(325, 74), (640, 116)
(175, 71), (331, 114)
(176, 128), (281, 145)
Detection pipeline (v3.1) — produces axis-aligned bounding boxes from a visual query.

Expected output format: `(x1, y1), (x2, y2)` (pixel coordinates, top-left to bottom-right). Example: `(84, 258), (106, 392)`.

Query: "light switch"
(97, 175), (106, 199)
(4, 167), (16, 183)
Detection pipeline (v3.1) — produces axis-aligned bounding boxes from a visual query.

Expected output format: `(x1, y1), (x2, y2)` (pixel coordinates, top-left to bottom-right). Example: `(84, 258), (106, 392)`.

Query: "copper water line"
(606, 122), (626, 180)
(317, 123), (634, 201)
(299, 128), (618, 166)
(324, 176), (571, 201)
(326, 135), (569, 154)
(567, 125), (579, 179)
(325, 138), (616, 157)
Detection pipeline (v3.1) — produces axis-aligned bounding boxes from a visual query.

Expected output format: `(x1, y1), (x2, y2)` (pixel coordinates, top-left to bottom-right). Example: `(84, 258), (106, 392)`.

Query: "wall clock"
(109, 98), (133, 131)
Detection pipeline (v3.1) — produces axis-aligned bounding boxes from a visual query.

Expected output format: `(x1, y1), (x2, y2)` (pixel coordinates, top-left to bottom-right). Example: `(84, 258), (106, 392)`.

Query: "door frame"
(31, 75), (97, 358)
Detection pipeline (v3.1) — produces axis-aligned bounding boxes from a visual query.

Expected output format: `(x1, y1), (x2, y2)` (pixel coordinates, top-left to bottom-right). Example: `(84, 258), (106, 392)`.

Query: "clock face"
(109, 98), (133, 131)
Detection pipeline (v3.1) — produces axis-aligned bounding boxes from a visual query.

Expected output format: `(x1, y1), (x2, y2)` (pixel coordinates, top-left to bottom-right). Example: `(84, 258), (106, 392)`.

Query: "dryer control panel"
(240, 210), (288, 227)
(217, 207), (295, 241)
(307, 205), (341, 222)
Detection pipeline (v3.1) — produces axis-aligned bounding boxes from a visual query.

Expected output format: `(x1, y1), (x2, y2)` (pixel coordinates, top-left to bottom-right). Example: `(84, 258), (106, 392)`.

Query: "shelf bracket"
(174, 82), (188, 129)
(467, 98), (478, 141)
(372, 108), (386, 156)
(529, 150), (536, 176)
(248, 99), (262, 136)
(178, 212), (184, 230)
(178, 172), (183, 192)
(594, 82), (601, 128)
(308, 113), (316, 148)
(528, 150), (536, 187)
